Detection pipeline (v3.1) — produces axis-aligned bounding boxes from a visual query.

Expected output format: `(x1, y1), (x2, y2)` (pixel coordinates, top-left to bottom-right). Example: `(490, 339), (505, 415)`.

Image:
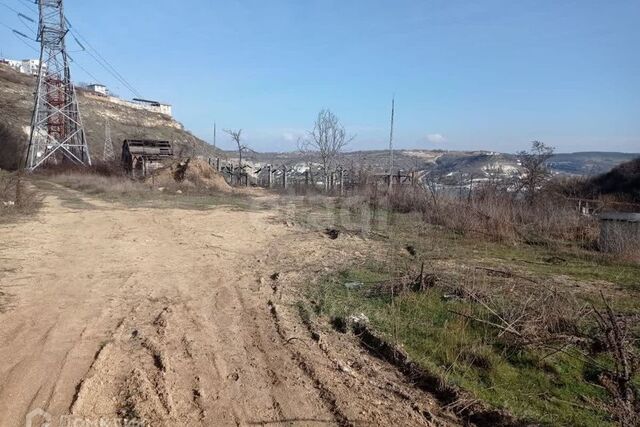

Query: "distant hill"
(546, 152), (639, 176)
(581, 157), (640, 202)
(244, 149), (639, 179)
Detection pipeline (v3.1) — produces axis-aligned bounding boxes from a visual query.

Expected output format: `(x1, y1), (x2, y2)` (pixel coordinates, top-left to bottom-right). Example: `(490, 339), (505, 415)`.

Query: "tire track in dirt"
(0, 183), (460, 426)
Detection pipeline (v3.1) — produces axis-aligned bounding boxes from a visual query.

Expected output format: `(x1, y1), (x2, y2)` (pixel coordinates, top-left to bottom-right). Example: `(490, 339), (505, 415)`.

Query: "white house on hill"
(1, 58), (47, 75)
(87, 83), (108, 96)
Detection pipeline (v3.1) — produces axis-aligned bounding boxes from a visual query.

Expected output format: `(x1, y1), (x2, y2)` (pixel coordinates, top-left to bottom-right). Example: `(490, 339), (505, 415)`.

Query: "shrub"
(359, 183), (598, 246)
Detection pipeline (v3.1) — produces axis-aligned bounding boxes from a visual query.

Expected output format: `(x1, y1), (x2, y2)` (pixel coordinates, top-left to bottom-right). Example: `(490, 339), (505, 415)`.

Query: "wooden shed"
(598, 212), (640, 255)
(121, 139), (173, 177)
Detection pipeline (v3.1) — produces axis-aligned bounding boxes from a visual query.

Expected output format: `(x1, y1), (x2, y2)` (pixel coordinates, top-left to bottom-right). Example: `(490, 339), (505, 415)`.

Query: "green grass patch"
(386, 211), (640, 292)
(309, 266), (616, 426)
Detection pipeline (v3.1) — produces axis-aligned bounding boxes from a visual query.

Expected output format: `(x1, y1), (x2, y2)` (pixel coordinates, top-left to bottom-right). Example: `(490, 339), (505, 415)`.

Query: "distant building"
(87, 83), (108, 96)
(133, 98), (172, 117)
(1, 58), (46, 75)
(2, 59), (21, 70)
(20, 59), (43, 75)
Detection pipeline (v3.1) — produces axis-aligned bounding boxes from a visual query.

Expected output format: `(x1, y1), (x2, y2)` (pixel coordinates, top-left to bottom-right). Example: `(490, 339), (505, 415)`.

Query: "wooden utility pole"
(388, 96), (395, 189)
(213, 123), (217, 151)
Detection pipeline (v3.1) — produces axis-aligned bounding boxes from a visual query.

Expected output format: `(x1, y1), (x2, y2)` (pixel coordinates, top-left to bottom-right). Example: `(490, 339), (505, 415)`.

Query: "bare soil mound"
(147, 158), (232, 193)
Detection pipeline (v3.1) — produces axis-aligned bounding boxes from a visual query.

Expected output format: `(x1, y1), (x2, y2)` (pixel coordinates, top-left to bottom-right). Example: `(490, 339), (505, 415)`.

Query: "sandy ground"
(0, 184), (458, 427)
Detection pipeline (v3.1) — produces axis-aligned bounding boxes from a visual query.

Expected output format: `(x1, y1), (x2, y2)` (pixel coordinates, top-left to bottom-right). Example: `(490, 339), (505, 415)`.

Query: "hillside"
(582, 157), (640, 202)
(547, 151), (640, 175)
(0, 64), (220, 170)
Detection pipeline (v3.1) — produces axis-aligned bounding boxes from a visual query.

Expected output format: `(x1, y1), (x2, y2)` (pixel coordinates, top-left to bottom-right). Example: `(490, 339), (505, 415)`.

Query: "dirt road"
(0, 185), (455, 426)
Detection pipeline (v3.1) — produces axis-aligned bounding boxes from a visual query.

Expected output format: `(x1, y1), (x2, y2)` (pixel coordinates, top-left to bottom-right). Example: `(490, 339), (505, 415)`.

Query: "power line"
(66, 21), (142, 97)
(0, 1), (35, 35)
(12, 0), (36, 14)
(15, 35), (38, 53)
(0, 20), (39, 53)
(79, 45), (140, 95)
(17, 12), (36, 35)
(67, 53), (105, 86)
(0, 20), (13, 31)
(0, 1), (24, 15)
(6, 0), (142, 98)
(2, 20), (116, 96)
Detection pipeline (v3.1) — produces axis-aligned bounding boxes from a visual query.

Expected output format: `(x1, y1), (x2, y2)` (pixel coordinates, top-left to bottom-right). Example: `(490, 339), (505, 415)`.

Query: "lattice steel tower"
(26, 0), (91, 170)
(103, 116), (115, 161)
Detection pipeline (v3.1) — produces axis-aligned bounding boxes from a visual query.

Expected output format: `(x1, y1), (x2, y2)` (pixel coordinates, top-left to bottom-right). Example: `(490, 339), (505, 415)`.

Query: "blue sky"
(1, 0), (639, 153)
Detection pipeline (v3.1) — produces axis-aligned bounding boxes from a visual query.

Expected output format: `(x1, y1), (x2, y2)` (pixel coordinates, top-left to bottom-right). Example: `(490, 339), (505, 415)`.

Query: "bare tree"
(299, 109), (354, 191)
(517, 140), (554, 203)
(224, 129), (246, 169)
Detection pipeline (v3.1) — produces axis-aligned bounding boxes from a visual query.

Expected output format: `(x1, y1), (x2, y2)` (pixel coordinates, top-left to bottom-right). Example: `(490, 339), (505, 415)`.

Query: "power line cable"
(66, 22), (142, 97)
(2, 20), (114, 88)
(1, 2), (36, 38)
(15, 33), (39, 53)
(12, 28), (39, 53)
(7, 1), (143, 98)
(0, 1), (24, 15)
(77, 44), (141, 96)
(67, 53), (106, 86)
(12, 0), (36, 14)
(0, 19), (38, 54)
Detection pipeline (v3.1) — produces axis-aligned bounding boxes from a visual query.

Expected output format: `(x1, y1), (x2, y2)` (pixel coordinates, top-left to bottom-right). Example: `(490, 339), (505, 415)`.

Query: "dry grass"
(38, 164), (253, 211)
(336, 182), (639, 265)
(295, 186), (640, 425)
(0, 170), (42, 221)
(48, 170), (149, 195)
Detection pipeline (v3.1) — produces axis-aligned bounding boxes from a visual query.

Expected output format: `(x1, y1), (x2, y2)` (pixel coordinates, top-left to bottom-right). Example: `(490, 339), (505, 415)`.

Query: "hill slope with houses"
(0, 64), (220, 170)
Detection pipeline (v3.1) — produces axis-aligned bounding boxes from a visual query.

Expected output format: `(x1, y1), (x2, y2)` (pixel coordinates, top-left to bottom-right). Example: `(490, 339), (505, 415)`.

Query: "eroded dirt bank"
(0, 186), (458, 426)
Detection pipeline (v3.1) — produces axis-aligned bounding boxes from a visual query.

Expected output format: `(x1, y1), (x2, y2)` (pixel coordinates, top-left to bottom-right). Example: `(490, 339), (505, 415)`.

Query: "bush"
(360, 183), (598, 246)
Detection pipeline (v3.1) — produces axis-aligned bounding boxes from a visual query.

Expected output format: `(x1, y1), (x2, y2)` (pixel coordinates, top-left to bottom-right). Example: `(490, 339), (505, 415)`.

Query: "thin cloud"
(425, 133), (446, 144)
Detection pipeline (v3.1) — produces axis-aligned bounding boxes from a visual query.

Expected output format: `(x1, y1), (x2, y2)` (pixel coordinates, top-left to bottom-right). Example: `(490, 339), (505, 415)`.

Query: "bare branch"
(300, 109), (354, 191)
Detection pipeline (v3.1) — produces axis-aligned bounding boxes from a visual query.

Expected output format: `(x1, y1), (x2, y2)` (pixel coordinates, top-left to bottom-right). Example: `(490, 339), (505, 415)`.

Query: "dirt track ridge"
(0, 185), (459, 426)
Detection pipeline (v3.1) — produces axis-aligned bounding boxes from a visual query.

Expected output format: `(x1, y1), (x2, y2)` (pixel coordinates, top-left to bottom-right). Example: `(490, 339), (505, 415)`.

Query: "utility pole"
(103, 116), (115, 161)
(388, 95), (395, 188)
(213, 122), (217, 151)
(25, 0), (91, 170)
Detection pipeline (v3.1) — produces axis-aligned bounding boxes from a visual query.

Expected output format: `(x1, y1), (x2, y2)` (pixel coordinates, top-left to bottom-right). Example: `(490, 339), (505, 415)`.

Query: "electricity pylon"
(103, 116), (115, 161)
(25, 0), (91, 170)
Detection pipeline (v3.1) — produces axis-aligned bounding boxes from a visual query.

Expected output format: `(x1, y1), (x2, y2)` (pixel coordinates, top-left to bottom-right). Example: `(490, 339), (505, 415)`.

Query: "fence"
(207, 157), (423, 192)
